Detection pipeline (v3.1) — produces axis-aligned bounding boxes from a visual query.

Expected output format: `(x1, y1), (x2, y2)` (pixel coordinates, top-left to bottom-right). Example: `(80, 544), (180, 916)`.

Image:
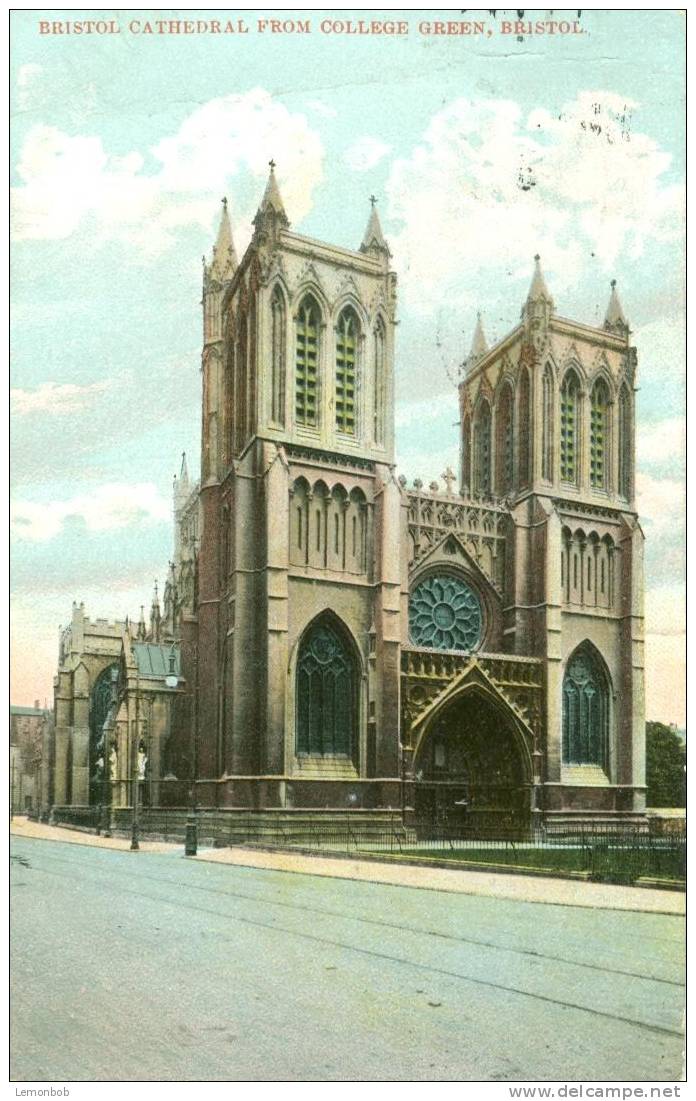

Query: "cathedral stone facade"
(50, 168), (646, 829)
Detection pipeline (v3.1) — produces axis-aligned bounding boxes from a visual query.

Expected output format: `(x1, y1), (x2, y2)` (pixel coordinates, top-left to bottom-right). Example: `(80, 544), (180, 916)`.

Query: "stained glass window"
(560, 371), (579, 483)
(296, 621), (355, 756)
(336, 308), (357, 434)
(562, 647), (608, 767)
(295, 296), (319, 427)
(590, 380), (609, 489)
(409, 575), (483, 652)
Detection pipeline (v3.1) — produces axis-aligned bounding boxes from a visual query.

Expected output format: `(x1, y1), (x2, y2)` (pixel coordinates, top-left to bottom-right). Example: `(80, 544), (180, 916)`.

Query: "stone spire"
(521, 254), (554, 345)
(604, 279), (629, 335)
(150, 580), (161, 643)
(207, 197), (237, 282)
(137, 605), (147, 641)
(253, 160), (290, 235)
(179, 451), (189, 490)
(525, 254), (553, 307)
(360, 195), (390, 259)
(462, 313), (488, 374)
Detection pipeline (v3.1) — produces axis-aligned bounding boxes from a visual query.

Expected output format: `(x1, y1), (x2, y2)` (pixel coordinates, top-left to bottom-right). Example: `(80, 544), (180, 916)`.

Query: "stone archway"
(413, 687), (532, 831)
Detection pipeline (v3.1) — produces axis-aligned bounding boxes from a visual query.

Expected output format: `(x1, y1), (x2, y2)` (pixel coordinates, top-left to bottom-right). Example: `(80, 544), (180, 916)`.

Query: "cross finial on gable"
(269, 158), (276, 171)
(369, 194), (377, 207)
(441, 467), (457, 495)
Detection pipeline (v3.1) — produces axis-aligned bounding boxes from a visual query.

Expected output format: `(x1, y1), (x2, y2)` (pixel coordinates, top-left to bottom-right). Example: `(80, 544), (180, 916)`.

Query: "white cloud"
(343, 136), (391, 173)
(11, 380), (114, 416)
(387, 91), (683, 313)
(636, 415), (685, 466)
(12, 88), (324, 255)
(11, 483), (171, 541)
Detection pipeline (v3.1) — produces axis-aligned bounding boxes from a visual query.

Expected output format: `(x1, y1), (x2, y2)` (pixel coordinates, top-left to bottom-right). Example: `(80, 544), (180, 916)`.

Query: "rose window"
(409, 575), (483, 651)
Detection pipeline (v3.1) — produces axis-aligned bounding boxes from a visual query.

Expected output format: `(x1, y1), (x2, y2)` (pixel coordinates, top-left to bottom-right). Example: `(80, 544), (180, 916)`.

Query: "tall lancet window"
(496, 383), (514, 495)
(517, 368), (531, 488)
(335, 307), (358, 435)
(234, 314), (248, 451)
(295, 295), (320, 427)
(618, 384), (632, 499)
(562, 644), (609, 769)
(560, 369), (580, 484)
(296, 618), (356, 757)
(461, 413), (472, 491)
(590, 379), (610, 490)
(373, 317), (386, 446)
(542, 364), (554, 481)
(473, 400), (492, 494)
(270, 286), (286, 426)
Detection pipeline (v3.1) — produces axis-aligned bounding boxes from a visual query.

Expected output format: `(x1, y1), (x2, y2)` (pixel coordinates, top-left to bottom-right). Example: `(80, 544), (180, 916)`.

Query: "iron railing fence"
(46, 805), (685, 885)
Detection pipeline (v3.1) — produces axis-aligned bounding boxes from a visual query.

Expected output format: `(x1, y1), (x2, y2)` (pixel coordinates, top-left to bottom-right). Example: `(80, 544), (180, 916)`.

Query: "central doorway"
(413, 688), (531, 832)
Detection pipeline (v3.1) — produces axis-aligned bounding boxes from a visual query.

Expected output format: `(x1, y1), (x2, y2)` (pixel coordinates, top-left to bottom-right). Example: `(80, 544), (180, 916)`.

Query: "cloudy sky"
(11, 10), (685, 722)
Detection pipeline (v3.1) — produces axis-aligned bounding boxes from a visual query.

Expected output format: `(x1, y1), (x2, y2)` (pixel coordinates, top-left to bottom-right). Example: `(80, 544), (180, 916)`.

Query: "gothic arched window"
(473, 400), (491, 494)
(560, 369), (580, 484)
(234, 313), (248, 452)
(542, 364), (554, 482)
(590, 379), (610, 490)
(409, 574), (483, 651)
(296, 619), (356, 757)
(270, 286), (286, 426)
(295, 295), (320, 427)
(496, 383), (514, 495)
(517, 368), (531, 488)
(336, 307), (358, 435)
(373, 316), (386, 446)
(562, 645), (609, 768)
(618, 383), (632, 499)
(461, 412), (472, 492)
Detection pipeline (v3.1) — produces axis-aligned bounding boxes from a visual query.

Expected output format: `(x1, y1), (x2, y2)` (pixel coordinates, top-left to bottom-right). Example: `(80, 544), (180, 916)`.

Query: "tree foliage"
(645, 721), (685, 808)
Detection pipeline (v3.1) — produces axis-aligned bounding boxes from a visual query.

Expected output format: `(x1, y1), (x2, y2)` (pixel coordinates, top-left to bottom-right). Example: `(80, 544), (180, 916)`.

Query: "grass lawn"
(389, 845), (685, 882)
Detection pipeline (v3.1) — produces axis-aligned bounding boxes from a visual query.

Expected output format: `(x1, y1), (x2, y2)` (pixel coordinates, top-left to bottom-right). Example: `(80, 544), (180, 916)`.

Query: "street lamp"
(185, 642), (199, 857)
(131, 664), (141, 851)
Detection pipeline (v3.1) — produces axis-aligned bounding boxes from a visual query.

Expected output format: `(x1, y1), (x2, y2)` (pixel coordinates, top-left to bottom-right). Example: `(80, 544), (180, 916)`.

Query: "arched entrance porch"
(412, 687), (532, 832)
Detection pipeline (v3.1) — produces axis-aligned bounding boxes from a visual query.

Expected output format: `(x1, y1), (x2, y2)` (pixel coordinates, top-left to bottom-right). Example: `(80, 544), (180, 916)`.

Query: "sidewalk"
(11, 817), (685, 915)
(10, 816), (178, 853)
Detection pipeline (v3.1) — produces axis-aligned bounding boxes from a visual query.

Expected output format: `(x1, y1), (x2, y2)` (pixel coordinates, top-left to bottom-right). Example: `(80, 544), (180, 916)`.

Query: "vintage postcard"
(10, 7), (685, 1090)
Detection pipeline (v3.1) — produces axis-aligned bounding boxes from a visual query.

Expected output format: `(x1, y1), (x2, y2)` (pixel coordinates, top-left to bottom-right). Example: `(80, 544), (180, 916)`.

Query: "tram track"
(11, 838), (684, 1041)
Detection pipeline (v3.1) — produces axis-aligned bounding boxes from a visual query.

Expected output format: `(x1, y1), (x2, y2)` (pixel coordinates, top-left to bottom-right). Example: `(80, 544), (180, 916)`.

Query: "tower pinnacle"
(359, 196), (390, 258)
(253, 160), (290, 232)
(604, 278), (629, 334)
(208, 197), (237, 281)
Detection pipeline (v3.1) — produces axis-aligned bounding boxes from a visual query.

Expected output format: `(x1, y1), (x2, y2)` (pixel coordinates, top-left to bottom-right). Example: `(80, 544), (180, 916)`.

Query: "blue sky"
(10, 9), (685, 721)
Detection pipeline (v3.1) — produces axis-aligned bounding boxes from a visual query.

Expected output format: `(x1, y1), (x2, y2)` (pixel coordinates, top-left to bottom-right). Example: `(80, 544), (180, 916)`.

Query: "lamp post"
(185, 642), (199, 856)
(10, 752), (16, 822)
(131, 664), (140, 851)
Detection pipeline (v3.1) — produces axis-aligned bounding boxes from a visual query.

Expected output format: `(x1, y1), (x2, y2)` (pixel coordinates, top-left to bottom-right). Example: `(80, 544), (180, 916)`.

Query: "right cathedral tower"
(456, 257), (645, 822)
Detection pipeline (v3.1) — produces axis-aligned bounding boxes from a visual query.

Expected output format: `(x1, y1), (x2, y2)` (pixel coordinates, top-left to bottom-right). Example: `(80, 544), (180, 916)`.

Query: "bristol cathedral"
(49, 166), (646, 829)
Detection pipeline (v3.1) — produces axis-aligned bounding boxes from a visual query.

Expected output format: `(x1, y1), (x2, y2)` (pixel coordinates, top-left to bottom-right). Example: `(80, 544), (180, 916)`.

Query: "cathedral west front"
(50, 166), (646, 830)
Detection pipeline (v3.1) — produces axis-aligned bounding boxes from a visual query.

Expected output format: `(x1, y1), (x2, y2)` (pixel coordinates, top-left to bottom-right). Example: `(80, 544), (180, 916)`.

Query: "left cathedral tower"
(187, 167), (403, 808)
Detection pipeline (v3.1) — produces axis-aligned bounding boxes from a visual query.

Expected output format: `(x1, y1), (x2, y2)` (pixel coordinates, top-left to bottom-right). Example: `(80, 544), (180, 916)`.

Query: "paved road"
(11, 835), (684, 1082)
